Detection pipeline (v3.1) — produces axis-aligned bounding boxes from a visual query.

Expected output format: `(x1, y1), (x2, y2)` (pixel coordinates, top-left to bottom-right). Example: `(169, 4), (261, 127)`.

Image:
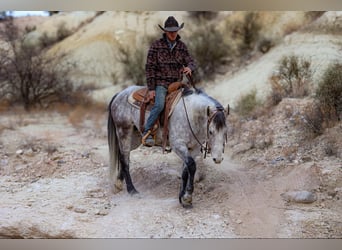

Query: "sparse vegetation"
(234, 89), (262, 118)
(315, 63), (342, 123)
(56, 22), (72, 42)
(231, 12), (262, 56)
(301, 102), (324, 137)
(186, 22), (232, 81)
(116, 43), (146, 85)
(0, 19), (78, 111)
(268, 55), (312, 105)
(38, 22), (73, 48)
(187, 11), (218, 20)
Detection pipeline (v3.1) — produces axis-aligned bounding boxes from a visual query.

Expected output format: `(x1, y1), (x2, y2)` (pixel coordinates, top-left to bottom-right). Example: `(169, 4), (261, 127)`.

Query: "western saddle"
(129, 82), (186, 151)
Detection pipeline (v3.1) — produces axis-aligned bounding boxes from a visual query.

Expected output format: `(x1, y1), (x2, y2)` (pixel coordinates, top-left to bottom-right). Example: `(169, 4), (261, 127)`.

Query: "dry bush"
(257, 38), (274, 54)
(116, 34), (157, 85)
(268, 55), (312, 106)
(301, 103), (324, 137)
(116, 42), (146, 85)
(230, 12), (262, 56)
(268, 75), (285, 106)
(234, 89), (262, 119)
(323, 138), (338, 157)
(186, 21), (232, 81)
(0, 19), (77, 111)
(56, 22), (72, 41)
(305, 11), (325, 21)
(187, 11), (218, 20)
(315, 63), (342, 123)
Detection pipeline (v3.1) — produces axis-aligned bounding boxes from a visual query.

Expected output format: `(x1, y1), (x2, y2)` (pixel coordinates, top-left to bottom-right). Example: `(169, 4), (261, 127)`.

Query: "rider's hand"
(183, 67), (192, 76)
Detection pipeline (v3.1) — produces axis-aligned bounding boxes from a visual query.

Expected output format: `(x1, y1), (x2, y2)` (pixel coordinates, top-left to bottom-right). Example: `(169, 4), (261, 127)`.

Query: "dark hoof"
(128, 188), (139, 195)
(179, 193), (193, 208)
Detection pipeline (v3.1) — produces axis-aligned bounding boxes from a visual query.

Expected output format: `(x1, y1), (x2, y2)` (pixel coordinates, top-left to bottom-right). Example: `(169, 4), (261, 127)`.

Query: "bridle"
(181, 95), (223, 159)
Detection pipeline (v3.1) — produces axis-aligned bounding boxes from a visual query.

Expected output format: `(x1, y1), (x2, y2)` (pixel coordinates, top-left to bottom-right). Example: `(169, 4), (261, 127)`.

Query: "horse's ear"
(207, 106), (210, 117)
(225, 104), (230, 115)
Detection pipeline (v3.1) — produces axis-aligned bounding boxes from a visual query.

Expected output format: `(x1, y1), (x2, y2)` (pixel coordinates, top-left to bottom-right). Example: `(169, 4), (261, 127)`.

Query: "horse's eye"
(209, 130), (213, 135)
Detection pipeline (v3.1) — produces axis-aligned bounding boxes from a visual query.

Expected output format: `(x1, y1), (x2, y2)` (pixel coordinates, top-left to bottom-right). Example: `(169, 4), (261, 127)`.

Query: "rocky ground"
(0, 11), (341, 239)
(0, 103), (340, 238)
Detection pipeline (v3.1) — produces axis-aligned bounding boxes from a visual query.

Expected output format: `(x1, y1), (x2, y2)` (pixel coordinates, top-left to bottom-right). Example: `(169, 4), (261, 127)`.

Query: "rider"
(142, 16), (196, 147)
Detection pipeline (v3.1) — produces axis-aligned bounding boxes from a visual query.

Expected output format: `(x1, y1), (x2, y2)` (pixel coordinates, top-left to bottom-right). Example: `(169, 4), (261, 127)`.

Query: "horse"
(107, 85), (229, 208)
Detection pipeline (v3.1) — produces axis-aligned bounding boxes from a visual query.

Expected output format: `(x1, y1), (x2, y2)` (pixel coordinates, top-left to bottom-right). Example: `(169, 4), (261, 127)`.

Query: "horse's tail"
(107, 94), (121, 192)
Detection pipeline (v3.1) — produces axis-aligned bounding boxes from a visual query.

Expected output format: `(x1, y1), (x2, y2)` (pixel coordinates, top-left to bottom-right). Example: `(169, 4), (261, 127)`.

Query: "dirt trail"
(0, 110), (341, 238)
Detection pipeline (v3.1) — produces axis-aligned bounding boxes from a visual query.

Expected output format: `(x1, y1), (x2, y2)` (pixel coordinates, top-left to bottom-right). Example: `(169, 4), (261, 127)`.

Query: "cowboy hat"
(158, 16), (184, 32)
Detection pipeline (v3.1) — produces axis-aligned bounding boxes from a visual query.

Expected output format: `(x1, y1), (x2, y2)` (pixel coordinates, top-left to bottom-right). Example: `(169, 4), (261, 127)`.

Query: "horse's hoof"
(180, 193), (193, 208)
(128, 188), (139, 195)
(112, 180), (123, 194)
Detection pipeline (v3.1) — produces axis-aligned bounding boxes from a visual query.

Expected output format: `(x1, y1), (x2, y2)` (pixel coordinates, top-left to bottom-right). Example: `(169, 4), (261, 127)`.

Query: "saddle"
(128, 82), (186, 151)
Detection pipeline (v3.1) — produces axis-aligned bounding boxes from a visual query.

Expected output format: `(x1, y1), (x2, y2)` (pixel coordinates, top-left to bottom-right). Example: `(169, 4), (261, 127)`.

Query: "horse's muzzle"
(213, 157), (223, 164)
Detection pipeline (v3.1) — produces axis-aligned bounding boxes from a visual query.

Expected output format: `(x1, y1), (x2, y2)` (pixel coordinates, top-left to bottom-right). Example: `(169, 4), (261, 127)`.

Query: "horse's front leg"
(194, 155), (205, 183)
(179, 156), (196, 208)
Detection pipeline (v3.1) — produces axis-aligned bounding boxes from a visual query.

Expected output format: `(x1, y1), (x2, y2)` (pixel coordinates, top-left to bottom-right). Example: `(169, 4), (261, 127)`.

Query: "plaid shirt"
(145, 34), (196, 90)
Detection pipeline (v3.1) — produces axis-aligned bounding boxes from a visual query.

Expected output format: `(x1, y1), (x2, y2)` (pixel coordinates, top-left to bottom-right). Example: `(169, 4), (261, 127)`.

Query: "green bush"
(116, 43), (146, 85)
(235, 89), (262, 118)
(315, 63), (342, 121)
(186, 22), (232, 81)
(231, 12), (262, 56)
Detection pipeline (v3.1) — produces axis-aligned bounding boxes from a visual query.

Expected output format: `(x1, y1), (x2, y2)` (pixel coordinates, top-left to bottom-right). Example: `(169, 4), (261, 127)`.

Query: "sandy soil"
(0, 108), (341, 238)
(0, 11), (341, 239)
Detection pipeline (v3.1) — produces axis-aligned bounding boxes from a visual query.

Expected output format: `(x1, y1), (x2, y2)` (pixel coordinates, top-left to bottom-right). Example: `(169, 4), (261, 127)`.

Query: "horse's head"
(206, 106), (228, 164)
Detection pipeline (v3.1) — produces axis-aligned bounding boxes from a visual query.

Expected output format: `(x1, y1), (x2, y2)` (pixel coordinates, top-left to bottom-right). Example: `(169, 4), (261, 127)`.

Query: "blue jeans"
(144, 85), (168, 134)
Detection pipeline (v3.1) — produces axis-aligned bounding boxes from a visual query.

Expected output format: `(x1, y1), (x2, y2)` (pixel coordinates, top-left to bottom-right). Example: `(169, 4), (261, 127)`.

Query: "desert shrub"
(231, 12), (262, 56)
(0, 19), (77, 110)
(187, 11), (218, 20)
(315, 63), (342, 122)
(324, 138), (338, 157)
(257, 38), (273, 54)
(39, 22), (72, 48)
(186, 22), (232, 81)
(39, 31), (57, 48)
(24, 25), (36, 33)
(116, 43), (146, 85)
(115, 33), (158, 85)
(56, 22), (72, 41)
(235, 89), (262, 118)
(305, 11), (325, 21)
(301, 102), (324, 137)
(268, 55), (312, 105)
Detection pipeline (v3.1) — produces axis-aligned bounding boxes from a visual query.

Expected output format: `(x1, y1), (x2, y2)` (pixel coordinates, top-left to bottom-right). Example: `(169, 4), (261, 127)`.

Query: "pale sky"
(10, 11), (49, 17)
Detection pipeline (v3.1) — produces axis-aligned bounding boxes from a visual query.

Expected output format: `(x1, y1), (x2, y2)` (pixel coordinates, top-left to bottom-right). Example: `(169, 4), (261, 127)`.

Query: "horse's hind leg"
(117, 127), (138, 195)
(179, 156), (196, 208)
(111, 169), (124, 194)
(119, 153), (138, 194)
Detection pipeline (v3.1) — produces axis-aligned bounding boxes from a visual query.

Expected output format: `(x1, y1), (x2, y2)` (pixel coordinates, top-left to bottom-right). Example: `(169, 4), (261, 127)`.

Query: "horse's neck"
(188, 95), (213, 130)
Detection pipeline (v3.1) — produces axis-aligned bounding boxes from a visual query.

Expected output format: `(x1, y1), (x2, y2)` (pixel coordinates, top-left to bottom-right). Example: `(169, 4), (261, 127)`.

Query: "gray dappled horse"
(107, 85), (228, 208)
